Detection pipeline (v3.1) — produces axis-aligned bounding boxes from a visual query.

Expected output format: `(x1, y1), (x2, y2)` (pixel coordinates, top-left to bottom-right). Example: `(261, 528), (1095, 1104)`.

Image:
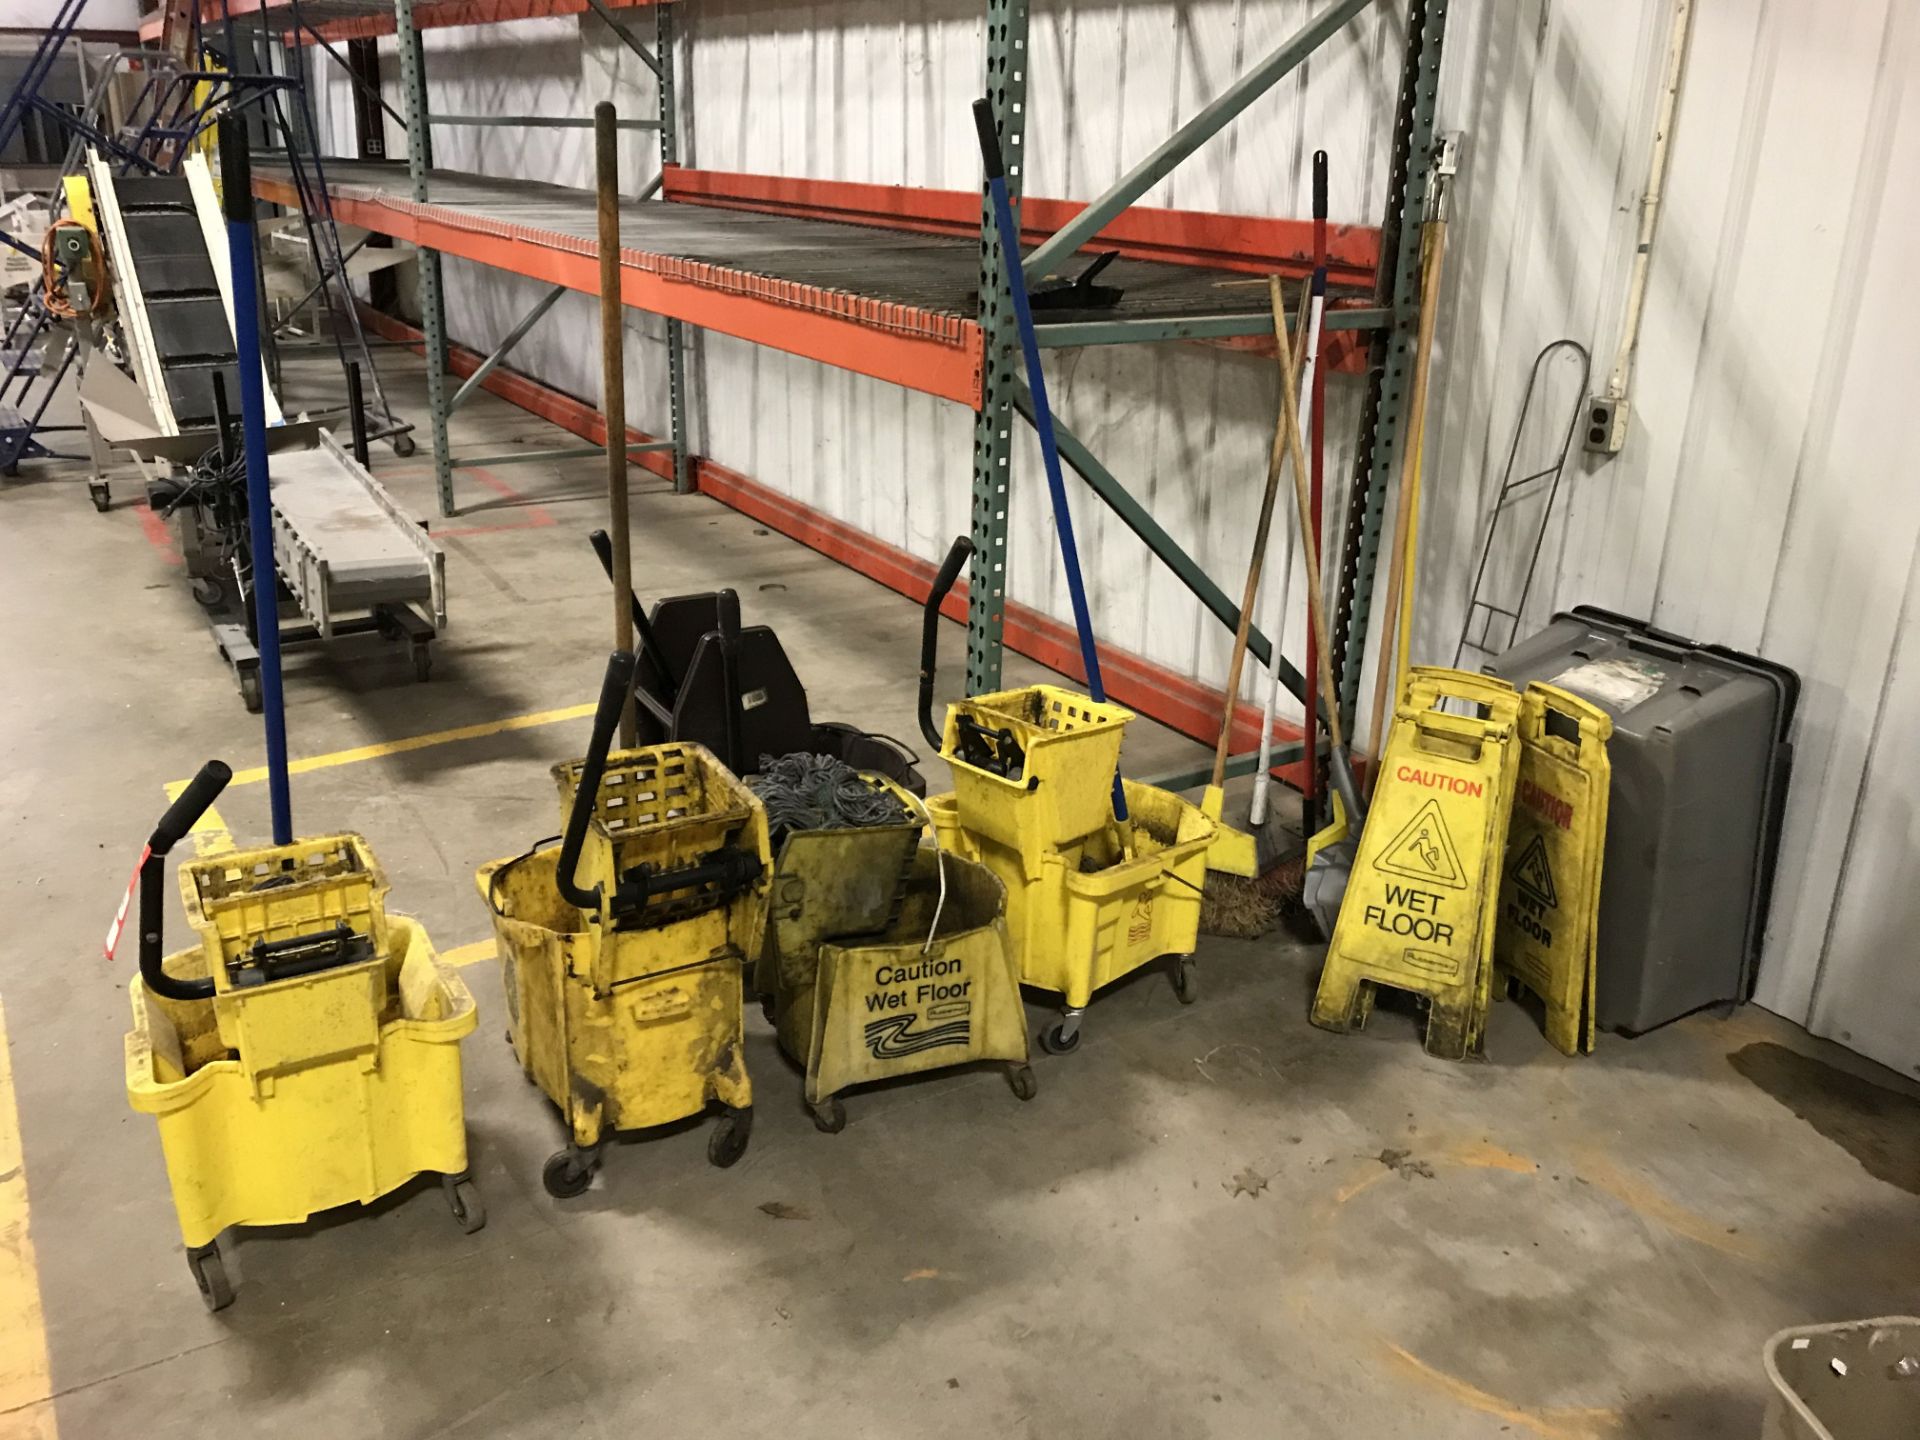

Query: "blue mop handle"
(972, 99), (1128, 824)
(220, 117), (293, 845)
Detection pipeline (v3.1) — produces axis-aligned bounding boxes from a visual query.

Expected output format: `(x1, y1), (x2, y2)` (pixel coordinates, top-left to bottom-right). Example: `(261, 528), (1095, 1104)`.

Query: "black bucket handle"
(587, 529), (679, 697)
(138, 760), (233, 1003)
(556, 651), (639, 913)
(918, 535), (974, 751)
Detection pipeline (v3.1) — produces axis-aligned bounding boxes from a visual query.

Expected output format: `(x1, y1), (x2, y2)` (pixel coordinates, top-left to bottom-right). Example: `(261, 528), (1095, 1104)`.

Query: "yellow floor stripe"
(0, 999), (58, 1439)
(162, 780), (234, 858)
(223, 701), (595, 789)
(1382, 1341), (1616, 1440)
(441, 939), (497, 968)
(162, 700), (591, 854)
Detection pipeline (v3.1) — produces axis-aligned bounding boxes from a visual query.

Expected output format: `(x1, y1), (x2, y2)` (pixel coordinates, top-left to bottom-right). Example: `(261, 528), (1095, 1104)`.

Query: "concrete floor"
(3, 352), (1919, 1440)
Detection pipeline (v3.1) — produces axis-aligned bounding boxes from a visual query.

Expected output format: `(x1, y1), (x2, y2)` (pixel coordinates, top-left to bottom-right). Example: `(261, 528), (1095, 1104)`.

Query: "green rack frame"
(290, 0), (1450, 790)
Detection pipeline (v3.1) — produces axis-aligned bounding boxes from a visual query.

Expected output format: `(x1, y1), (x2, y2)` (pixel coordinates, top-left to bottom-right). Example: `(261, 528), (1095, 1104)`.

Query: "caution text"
(1396, 766), (1484, 798)
(1518, 778), (1573, 831)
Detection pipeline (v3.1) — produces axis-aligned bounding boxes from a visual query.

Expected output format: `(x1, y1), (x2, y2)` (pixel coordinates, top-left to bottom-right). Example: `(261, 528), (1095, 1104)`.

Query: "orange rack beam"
(254, 165), (988, 406)
(257, 161), (1378, 407)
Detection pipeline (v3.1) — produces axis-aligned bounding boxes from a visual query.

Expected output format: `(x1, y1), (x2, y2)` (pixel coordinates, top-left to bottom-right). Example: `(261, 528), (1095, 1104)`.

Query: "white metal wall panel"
(1765, 0), (1919, 1073)
(314, 0), (1920, 1070)
(1424, 0), (1920, 1073)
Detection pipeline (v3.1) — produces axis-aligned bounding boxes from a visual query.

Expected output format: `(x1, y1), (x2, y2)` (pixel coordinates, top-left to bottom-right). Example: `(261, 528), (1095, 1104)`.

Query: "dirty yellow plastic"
(930, 779), (1217, 1010)
(61, 175), (94, 233)
(1311, 668), (1523, 1060)
(941, 684), (1134, 880)
(1305, 790), (1350, 869)
(767, 843), (1028, 1107)
(1197, 785), (1258, 876)
(124, 836), (475, 1250)
(754, 777), (922, 1002)
(551, 742), (772, 953)
(1495, 683), (1612, 1056)
(477, 744), (769, 1148)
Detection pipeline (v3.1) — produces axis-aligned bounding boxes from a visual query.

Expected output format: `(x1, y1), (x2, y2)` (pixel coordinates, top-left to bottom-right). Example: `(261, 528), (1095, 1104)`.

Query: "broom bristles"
(1200, 853), (1307, 939)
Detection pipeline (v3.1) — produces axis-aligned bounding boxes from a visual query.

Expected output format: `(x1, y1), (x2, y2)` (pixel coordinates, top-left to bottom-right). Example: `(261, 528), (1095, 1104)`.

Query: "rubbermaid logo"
(864, 1013), (970, 1059)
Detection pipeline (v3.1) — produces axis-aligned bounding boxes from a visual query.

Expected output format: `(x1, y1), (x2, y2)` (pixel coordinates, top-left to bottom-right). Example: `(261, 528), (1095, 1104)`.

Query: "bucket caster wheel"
(542, 1147), (597, 1199)
(442, 1171), (486, 1234)
(391, 434), (417, 458)
(186, 1241), (234, 1313)
(89, 481), (111, 512)
(809, 1097), (847, 1134)
(709, 1106), (753, 1167)
(1006, 1064), (1038, 1101)
(1039, 1015), (1083, 1057)
(1171, 955), (1198, 1005)
(191, 577), (223, 609)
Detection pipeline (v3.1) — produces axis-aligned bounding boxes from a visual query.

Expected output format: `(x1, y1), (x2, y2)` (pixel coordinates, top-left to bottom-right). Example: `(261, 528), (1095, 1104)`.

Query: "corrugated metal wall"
(1426, 0), (1920, 1078)
(314, 0), (1920, 1077)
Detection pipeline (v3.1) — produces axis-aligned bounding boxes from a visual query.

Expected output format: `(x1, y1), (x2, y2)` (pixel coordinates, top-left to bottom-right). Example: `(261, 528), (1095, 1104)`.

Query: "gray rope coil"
(747, 751), (910, 845)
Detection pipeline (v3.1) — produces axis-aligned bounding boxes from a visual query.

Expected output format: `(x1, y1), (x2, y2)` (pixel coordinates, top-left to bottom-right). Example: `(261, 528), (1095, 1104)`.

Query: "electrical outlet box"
(1584, 395), (1629, 455)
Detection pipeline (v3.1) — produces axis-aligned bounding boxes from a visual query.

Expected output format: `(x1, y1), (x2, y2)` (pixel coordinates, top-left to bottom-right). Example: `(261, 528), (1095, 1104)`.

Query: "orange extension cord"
(40, 218), (112, 320)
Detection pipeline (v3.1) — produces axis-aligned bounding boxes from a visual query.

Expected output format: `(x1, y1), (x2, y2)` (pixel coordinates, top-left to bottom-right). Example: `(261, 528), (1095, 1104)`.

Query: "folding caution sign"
(1311, 668), (1523, 1060)
(1495, 683), (1612, 1055)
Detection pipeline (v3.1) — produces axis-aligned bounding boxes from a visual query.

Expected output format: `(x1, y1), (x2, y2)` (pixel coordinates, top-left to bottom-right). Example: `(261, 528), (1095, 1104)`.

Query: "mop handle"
(221, 116), (292, 847)
(1250, 277), (1324, 826)
(973, 99), (1127, 824)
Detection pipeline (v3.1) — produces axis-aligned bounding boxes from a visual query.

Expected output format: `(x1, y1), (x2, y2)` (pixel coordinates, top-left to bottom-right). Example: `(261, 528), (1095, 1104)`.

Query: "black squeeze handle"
(152, 761), (232, 853)
(556, 651), (639, 912)
(972, 99), (1005, 180)
(919, 535), (974, 751)
(140, 760), (232, 1003)
(1313, 150), (1328, 221)
(588, 528), (678, 697)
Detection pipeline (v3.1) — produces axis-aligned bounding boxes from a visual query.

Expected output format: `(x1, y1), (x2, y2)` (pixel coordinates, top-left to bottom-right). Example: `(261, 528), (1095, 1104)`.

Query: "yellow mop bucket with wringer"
(478, 652), (769, 1198)
(122, 763), (483, 1312)
(911, 546), (1251, 1055)
(925, 778), (1231, 1053)
(754, 763), (1034, 1133)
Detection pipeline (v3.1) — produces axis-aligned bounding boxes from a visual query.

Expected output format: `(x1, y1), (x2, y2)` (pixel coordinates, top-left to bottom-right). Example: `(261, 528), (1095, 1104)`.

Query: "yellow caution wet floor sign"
(1495, 683), (1612, 1055)
(1311, 669), (1523, 1060)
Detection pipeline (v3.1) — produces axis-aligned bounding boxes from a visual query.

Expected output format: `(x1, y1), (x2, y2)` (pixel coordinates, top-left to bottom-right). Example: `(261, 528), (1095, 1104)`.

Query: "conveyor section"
(269, 431), (447, 640)
(110, 174), (242, 429)
(86, 150), (283, 434)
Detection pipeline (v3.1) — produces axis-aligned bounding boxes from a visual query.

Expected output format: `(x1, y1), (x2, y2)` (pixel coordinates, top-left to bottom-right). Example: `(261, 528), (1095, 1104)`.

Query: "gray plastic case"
(1486, 607), (1798, 1034)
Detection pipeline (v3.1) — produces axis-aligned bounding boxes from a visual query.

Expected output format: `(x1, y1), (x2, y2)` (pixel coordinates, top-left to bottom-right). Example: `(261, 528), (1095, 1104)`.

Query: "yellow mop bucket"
(941, 684), (1134, 880)
(763, 825), (1033, 1130)
(1311, 668), (1523, 1059)
(1495, 683), (1613, 1055)
(122, 765), (480, 1312)
(929, 779), (1227, 1054)
(477, 653), (769, 1198)
(750, 769), (925, 1003)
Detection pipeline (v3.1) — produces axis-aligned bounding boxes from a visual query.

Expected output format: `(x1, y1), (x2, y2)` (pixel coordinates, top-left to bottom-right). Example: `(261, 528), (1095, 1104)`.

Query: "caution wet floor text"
(1311, 669), (1523, 1060)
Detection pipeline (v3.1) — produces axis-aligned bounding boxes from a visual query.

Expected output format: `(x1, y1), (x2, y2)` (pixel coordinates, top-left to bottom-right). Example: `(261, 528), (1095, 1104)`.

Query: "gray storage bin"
(1487, 607), (1797, 1034)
